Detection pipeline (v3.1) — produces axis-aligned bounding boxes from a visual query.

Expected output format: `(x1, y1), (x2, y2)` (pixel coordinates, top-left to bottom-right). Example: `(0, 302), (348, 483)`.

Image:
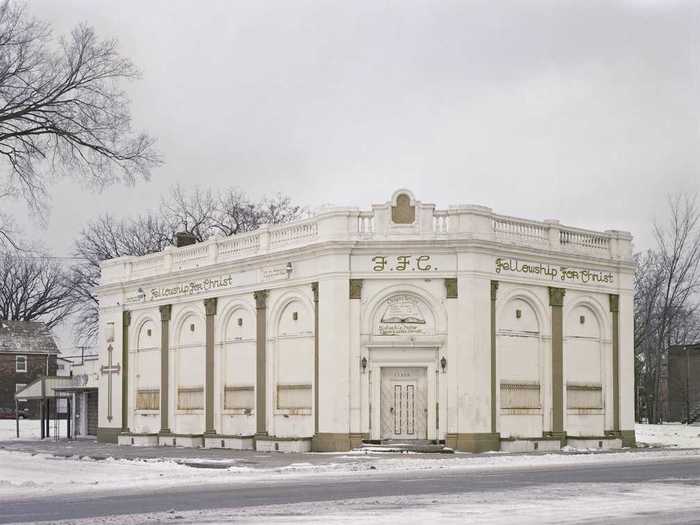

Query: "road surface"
(2, 453), (700, 524)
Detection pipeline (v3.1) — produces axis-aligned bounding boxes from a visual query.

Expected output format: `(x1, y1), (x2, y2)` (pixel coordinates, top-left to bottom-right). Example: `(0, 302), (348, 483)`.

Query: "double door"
(380, 367), (427, 440)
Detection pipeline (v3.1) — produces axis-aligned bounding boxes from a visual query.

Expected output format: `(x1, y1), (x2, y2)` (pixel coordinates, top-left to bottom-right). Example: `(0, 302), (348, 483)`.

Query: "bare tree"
(160, 185), (307, 240)
(0, 250), (73, 329)
(634, 194), (700, 422)
(0, 1), (161, 247)
(70, 187), (306, 344)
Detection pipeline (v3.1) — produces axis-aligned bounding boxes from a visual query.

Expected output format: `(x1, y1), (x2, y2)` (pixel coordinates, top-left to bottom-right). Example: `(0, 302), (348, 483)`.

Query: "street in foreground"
(0, 422), (699, 524)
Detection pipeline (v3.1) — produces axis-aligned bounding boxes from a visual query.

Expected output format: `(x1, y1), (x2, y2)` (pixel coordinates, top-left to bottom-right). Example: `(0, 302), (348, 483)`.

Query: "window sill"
(500, 408), (542, 415)
(222, 409), (255, 416)
(274, 408), (312, 416)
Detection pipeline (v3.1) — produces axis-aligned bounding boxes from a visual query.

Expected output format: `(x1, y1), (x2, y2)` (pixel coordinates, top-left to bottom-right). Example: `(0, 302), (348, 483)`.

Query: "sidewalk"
(0, 435), (685, 471)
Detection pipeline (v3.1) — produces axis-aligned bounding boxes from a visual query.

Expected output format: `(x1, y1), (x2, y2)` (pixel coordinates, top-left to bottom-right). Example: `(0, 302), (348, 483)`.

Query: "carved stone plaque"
(378, 295), (426, 336)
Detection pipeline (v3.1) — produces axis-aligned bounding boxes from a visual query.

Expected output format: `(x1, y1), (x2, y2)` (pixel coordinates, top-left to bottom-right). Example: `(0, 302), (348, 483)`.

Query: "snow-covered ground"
(0, 419), (67, 441)
(1, 420), (699, 524)
(1, 444), (700, 501)
(635, 423), (700, 448)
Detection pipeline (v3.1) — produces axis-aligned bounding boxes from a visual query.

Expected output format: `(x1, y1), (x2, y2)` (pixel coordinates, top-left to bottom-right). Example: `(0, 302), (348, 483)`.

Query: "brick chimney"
(174, 231), (197, 248)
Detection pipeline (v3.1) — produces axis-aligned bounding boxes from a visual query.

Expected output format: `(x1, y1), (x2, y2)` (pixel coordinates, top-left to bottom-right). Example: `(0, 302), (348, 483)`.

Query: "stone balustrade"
(100, 204), (633, 285)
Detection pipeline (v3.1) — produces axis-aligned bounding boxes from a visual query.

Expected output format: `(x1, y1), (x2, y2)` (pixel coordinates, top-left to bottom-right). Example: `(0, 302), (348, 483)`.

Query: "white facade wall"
(96, 190), (636, 451)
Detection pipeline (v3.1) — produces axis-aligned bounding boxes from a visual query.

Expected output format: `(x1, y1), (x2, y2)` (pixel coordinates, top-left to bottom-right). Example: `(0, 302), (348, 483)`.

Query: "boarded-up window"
(567, 383), (603, 409)
(136, 389), (159, 410)
(500, 382), (541, 409)
(177, 387), (204, 410)
(277, 384), (312, 409)
(224, 386), (254, 410)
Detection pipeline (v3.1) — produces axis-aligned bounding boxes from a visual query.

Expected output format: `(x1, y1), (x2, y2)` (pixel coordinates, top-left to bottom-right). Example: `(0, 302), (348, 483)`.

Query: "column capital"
(609, 294), (619, 313)
(490, 280), (499, 301)
(254, 290), (268, 310)
(445, 278), (458, 299)
(349, 279), (363, 299)
(311, 282), (319, 302)
(548, 287), (566, 307)
(123, 310), (131, 326)
(204, 297), (218, 316)
(159, 304), (172, 322)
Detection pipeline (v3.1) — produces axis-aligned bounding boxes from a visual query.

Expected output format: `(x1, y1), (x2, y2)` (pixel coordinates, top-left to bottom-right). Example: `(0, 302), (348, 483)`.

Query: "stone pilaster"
(159, 304), (172, 434)
(204, 297), (218, 435)
(490, 281), (498, 434)
(312, 282), (319, 435)
(609, 294), (620, 432)
(254, 290), (268, 437)
(121, 311), (131, 433)
(548, 287), (566, 443)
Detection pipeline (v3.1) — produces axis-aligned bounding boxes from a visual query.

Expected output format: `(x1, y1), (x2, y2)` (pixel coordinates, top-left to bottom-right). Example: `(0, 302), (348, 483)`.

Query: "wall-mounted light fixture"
(286, 261), (293, 278)
(361, 356), (368, 373)
(440, 356), (447, 373)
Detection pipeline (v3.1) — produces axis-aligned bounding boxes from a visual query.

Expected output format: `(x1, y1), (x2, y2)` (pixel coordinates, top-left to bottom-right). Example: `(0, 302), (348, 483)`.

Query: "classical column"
(159, 304), (172, 434)
(609, 294), (620, 432)
(254, 290), (268, 437)
(490, 281), (498, 434)
(549, 287), (566, 441)
(121, 311), (131, 434)
(312, 282), (319, 436)
(204, 297), (218, 435)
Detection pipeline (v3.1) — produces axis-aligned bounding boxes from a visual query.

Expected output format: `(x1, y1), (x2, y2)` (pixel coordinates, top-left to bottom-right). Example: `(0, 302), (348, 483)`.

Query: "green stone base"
(446, 432), (500, 453)
(96, 427), (120, 443)
(543, 431), (567, 447)
(620, 429), (636, 448)
(311, 433), (353, 452)
(349, 432), (368, 450)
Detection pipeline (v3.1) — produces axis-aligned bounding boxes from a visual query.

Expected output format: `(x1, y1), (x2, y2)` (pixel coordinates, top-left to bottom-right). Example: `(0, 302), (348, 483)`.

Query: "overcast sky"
(12, 0), (700, 255)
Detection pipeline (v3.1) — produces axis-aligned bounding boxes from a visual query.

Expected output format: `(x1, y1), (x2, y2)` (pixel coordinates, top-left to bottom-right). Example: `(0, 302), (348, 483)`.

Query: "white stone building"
(96, 190), (635, 452)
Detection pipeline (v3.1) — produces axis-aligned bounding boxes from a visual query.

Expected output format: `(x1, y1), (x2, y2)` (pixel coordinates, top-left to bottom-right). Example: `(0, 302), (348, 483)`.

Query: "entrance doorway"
(380, 367), (427, 440)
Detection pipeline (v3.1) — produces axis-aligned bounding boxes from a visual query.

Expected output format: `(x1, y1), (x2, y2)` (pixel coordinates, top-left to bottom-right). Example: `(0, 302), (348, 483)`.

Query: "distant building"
(667, 344), (700, 423)
(0, 321), (59, 416)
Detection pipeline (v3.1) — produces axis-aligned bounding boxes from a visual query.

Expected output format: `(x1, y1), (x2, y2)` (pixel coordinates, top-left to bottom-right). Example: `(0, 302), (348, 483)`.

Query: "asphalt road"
(2, 454), (700, 524)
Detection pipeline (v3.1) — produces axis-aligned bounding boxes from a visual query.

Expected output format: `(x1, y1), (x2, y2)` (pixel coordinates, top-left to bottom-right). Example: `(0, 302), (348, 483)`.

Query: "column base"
(204, 434), (255, 450)
(349, 432), (369, 449)
(311, 433), (353, 452)
(446, 432), (500, 453)
(543, 431), (567, 447)
(158, 433), (203, 447)
(96, 427), (120, 443)
(255, 435), (312, 453)
(620, 429), (636, 448)
(118, 432), (159, 446)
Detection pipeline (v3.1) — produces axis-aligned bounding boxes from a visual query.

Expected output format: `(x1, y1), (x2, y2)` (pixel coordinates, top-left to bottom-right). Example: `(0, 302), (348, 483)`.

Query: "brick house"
(0, 321), (59, 417)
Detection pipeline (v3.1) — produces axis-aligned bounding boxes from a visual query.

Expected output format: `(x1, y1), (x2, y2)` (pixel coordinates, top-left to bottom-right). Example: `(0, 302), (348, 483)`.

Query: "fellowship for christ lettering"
(149, 274), (234, 300)
(495, 257), (614, 284)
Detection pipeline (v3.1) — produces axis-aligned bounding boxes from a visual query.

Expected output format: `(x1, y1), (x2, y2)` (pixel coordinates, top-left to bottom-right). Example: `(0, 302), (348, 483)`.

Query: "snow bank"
(635, 423), (700, 448)
(0, 419), (68, 441)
